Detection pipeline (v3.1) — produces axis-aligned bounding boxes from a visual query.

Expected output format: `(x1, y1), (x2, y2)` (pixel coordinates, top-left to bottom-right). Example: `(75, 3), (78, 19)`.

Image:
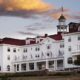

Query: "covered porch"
(13, 59), (64, 72)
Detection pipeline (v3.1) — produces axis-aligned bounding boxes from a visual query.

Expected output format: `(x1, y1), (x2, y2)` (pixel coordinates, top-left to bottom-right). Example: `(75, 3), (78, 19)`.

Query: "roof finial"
(61, 6), (64, 15)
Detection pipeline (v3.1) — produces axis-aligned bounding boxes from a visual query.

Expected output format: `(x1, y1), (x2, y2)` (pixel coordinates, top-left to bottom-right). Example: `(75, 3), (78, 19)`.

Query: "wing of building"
(0, 14), (80, 73)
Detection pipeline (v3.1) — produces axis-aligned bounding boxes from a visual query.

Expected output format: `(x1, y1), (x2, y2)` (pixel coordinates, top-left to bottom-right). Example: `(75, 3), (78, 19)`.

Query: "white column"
(34, 62), (38, 71)
(46, 60), (49, 69)
(54, 60), (57, 71)
(14, 64), (16, 72)
(26, 63), (29, 71)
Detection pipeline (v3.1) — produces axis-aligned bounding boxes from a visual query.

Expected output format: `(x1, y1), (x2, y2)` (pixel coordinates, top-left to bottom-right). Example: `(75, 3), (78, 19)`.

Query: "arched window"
(7, 65), (10, 71)
(68, 57), (73, 64)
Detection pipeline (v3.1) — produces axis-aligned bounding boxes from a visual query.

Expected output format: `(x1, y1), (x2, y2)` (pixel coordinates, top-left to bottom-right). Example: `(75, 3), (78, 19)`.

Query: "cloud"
(0, 0), (53, 18)
(18, 31), (40, 36)
(70, 15), (80, 20)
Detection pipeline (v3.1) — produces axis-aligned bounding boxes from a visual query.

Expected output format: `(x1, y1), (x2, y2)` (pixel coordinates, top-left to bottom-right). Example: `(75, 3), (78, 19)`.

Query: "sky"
(0, 0), (80, 39)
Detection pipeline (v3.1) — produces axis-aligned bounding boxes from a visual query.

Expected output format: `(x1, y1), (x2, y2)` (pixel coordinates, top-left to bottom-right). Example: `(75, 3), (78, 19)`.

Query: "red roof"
(0, 33), (63, 46)
(0, 37), (26, 46)
(48, 33), (63, 40)
(30, 40), (36, 44)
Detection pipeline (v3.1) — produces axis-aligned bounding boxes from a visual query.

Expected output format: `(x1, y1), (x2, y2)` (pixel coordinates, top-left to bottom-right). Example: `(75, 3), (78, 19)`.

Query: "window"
(35, 47), (40, 51)
(35, 48), (37, 51)
(23, 55), (27, 60)
(47, 45), (50, 49)
(68, 37), (71, 42)
(78, 36), (80, 40)
(17, 64), (19, 71)
(31, 55), (33, 59)
(68, 57), (73, 64)
(68, 46), (71, 51)
(29, 63), (34, 70)
(13, 48), (16, 52)
(21, 63), (26, 71)
(7, 65), (10, 71)
(47, 53), (50, 56)
(35, 54), (39, 58)
(14, 56), (17, 61)
(60, 43), (64, 48)
(7, 48), (10, 52)
(0, 66), (1, 71)
(23, 48), (27, 53)
(58, 50), (64, 57)
(37, 48), (40, 51)
(7, 55), (10, 60)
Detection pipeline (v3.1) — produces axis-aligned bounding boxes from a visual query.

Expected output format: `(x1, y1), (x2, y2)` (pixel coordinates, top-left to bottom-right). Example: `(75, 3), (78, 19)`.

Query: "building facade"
(0, 15), (80, 73)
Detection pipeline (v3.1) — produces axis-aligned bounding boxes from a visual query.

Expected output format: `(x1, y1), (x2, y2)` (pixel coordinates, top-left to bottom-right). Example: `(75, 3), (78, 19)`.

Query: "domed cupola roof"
(58, 14), (66, 21)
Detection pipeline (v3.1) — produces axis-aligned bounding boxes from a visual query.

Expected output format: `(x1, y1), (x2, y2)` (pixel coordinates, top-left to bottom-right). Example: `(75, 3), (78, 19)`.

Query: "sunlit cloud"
(0, 0), (53, 18)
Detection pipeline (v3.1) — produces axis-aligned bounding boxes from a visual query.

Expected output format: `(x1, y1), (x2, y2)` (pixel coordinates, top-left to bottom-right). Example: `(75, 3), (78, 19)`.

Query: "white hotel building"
(0, 14), (80, 73)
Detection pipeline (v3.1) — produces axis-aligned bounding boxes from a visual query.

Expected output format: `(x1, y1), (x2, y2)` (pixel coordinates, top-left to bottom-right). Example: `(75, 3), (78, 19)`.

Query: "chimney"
(45, 34), (48, 37)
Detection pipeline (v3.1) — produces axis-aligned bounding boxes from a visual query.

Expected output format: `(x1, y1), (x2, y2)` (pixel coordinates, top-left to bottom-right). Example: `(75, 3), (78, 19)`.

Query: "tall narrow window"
(68, 37), (71, 42)
(7, 55), (10, 60)
(68, 46), (71, 51)
(29, 63), (34, 70)
(7, 65), (10, 71)
(7, 48), (10, 52)
(0, 66), (1, 71)
(17, 64), (19, 71)
(13, 48), (16, 52)
(47, 45), (50, 49)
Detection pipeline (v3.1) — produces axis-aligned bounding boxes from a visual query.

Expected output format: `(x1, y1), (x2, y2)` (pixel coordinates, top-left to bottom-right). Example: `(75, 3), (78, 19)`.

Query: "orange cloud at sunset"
(0, 0), (3, 4)
(3, 0), (53, 12)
